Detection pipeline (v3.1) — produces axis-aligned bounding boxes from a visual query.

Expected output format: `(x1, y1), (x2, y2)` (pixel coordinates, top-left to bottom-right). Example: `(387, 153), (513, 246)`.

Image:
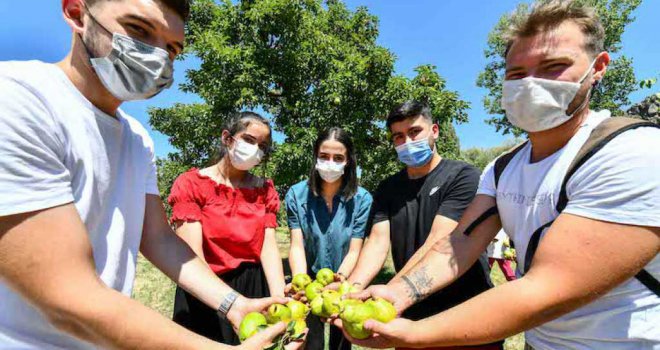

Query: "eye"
(127, 23), (149, 37)
(409, 128), (422, 138)
(333, 155), (345, 162)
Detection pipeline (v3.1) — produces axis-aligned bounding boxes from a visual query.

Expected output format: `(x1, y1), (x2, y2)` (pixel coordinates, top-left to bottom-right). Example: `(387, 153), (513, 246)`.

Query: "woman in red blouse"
(168, 112), (286, 344)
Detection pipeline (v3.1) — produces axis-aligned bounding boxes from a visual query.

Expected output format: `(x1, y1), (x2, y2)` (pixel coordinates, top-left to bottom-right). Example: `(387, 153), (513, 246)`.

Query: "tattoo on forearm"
(404, 265), (434, 302)
(401, 275), (421, 302)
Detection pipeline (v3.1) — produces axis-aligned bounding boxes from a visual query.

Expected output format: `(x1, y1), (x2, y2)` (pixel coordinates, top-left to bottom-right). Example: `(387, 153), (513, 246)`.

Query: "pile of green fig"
(238, 299), (308, 346)
(292, 268), (398, 340)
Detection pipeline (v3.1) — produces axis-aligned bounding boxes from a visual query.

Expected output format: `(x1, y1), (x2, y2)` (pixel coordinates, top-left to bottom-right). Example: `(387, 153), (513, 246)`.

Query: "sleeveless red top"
(168, 168), (280, 275)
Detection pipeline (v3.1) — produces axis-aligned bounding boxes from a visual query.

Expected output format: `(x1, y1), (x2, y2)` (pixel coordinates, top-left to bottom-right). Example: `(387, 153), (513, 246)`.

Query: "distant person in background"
(285, 127), (372, 350)
(168, 112), (288, 344)
(486, 230), (516, 282)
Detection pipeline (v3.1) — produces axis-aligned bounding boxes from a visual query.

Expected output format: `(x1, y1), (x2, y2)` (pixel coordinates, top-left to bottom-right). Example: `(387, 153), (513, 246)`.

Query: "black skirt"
(173, 262), (270, 345)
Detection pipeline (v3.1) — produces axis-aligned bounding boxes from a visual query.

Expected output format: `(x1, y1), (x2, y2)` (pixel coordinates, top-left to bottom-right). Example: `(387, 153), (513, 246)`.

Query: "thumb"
(363, 319), (389, 335)
(257, 296), (287, 310)
(242, 322), (286, 347)
(345, 289), (370, 301)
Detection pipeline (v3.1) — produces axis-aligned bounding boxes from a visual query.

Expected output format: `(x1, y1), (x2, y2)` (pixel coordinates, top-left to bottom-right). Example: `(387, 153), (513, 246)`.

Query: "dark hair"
(308, 128), (358, 200)
(87, 0), (191, 21)
(215, 111), (272, 161)
(386, 100), (434, 130)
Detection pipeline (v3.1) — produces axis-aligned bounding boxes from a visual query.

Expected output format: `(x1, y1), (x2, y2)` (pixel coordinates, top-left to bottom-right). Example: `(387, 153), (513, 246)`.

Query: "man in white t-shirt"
(0, 1), (304, 349)
(332, 1), (659, 349)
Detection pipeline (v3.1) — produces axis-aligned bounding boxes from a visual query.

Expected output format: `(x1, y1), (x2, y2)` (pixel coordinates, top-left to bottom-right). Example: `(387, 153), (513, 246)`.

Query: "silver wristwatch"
(217, 290), (239, 319)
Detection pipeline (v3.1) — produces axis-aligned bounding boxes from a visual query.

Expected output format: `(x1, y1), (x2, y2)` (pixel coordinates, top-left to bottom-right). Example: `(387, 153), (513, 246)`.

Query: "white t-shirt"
(478, 110), (660, 350)
(0, 61), (159, 349)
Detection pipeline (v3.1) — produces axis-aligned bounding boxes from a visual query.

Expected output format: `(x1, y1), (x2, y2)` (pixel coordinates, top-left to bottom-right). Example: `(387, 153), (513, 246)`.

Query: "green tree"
(151, 0), (469, 198)
(461, 139), (523, 171)
(476, 0), (642, 136)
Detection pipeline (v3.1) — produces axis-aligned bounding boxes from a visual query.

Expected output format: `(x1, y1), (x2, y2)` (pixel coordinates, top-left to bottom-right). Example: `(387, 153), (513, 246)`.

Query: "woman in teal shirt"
(285, 127), (372, 350)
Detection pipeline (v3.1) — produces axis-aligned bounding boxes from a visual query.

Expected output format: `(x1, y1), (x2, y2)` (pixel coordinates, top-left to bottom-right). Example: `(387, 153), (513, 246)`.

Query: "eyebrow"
(124, 14), (184, 53)
(125, 14), (157, 31)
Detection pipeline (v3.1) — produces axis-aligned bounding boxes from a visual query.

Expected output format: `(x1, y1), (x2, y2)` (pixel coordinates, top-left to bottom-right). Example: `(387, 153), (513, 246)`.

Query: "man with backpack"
(335, 1), (659, 349)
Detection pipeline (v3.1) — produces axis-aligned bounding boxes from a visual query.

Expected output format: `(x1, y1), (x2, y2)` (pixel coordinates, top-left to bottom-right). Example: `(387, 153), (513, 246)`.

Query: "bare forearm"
(140, 227), (231, 310)
(261, 230), (286, 297)
(388, 233), (484, 311)
(48, 284), (219, 350)
(409, 278), (568, 347)
(289, 244), (307, 276)
(395, 217), (458, 279)
(348, 235), (389, 287)
(337, 250), (360, 277)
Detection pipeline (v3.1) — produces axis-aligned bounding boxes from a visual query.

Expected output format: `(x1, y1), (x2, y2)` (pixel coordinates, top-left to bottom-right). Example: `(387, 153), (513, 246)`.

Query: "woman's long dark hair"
(308, 127), (358, 200)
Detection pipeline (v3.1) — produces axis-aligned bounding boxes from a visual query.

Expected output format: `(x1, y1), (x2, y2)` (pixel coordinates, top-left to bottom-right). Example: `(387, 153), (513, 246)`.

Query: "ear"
(431, 123), (440, 140)
(592, 51), (610, 85)
(62, 0), (86, 34)
(221, 130), (233, 147)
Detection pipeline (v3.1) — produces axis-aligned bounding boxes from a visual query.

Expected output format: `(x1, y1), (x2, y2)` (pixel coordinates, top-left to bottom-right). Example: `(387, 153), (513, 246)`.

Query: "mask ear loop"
(566, 58), (599, 116)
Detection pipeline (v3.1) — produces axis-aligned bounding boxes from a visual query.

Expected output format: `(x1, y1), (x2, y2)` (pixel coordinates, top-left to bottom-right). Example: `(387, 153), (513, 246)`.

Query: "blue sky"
(1, 1), (657, 158)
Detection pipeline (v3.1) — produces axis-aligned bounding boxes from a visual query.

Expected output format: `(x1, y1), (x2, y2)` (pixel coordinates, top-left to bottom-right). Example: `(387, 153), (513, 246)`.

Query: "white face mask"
(228, 139), (264, 171)
(501, 59), (596, 133)
(81, 8), (174, 101)
(315, 158), (346, 183)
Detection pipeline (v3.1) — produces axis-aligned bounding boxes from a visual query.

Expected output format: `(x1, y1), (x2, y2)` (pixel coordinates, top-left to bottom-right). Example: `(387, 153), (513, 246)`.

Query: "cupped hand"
(226, 295), (289, 331)
(331, 317), (415, 349)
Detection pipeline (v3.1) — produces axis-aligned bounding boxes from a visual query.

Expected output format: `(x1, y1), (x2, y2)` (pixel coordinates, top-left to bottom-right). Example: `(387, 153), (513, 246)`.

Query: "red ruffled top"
(167, 168), (280, 275)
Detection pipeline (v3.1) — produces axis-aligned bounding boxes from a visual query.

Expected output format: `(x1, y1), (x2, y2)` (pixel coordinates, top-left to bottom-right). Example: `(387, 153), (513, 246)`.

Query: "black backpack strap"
(525, 117), (660, 294)
(494, 141), (528, 188)
(523, 220), (554, 274)
(636, 269), (660, 297)
(463, 206), (499, 236)
(556, 117), (659, 212)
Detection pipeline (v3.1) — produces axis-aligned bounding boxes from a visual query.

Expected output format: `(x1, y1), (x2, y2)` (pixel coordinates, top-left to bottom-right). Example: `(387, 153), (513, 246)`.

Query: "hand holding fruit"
(332, 317), (416, 349)
(346, 283), (410, 315)
(226, 295), (289, 332)
(238, 300), (309, 348)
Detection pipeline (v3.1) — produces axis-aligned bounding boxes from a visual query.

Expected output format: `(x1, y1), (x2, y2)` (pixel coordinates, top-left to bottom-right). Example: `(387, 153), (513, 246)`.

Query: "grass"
(133, 228), (523, 349)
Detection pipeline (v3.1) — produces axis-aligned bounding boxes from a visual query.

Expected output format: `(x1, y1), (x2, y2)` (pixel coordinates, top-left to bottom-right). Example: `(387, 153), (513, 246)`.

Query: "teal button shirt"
(285, 180), (373, 274)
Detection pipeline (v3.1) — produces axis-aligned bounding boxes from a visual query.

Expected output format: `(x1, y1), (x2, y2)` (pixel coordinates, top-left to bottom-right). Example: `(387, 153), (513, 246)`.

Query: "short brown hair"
(504, 0), (604, 58)
(86, 0), (190, 21)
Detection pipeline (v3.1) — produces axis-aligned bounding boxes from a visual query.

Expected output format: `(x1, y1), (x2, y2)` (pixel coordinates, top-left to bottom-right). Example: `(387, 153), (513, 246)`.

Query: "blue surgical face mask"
(395, 135), (435, 168)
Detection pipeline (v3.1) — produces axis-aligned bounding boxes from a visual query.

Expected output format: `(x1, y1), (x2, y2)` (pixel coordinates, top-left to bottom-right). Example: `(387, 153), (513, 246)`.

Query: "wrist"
(223, 293), (245, 325)
(389, 279), (415, 310)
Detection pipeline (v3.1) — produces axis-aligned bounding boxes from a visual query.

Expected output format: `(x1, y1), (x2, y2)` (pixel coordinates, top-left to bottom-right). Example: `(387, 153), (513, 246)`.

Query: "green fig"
(340, 303), (375, 340)
(339, 298), (362, 311)
(305, 281), (324, 301)
(291, 319), (307, 337)
(322, 290), (341, 316)
(291, 273), (312, 293)
(238, 312), (267, 342)
(265, 303), (292, 324)
(310, 296), (326, 317)
(287, 300), (309, 320)
(365, 298), (396, 323)
(337, 281), (359, 296)
(316, 268), (335, 286)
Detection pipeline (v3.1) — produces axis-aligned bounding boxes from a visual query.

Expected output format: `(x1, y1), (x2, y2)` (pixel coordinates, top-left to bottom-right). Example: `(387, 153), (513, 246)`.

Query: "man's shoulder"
(431, 159), (481, 185)
(377, 168), (407, 187)
(0, 61), (58, 96)
(441, 159), (480, 175)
